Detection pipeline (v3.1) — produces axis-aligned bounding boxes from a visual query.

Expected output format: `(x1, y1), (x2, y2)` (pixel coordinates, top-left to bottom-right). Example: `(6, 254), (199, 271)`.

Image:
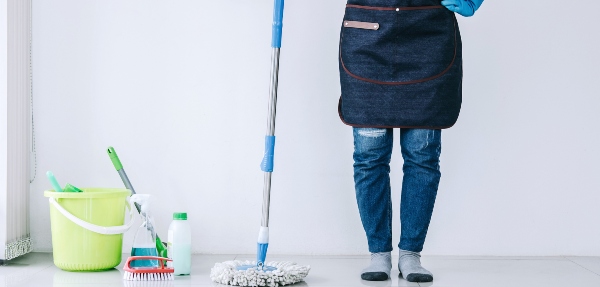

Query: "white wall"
(30, 0), (600, 256)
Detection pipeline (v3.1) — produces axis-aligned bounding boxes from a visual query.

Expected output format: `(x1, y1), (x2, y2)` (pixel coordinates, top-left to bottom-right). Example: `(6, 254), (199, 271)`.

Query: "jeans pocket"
(340, 4), (457, 84)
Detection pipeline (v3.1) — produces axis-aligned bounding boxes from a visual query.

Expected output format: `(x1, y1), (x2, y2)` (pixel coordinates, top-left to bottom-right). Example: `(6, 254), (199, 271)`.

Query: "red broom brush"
(123, 256), (174, 281)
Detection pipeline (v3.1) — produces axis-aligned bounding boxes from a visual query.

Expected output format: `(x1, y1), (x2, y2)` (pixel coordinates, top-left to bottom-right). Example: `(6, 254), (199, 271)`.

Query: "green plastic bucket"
(44, 188), (133, 271)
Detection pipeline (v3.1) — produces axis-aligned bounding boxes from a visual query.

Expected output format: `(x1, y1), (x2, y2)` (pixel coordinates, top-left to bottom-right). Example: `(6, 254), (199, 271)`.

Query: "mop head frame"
(210, 260), (310, 287)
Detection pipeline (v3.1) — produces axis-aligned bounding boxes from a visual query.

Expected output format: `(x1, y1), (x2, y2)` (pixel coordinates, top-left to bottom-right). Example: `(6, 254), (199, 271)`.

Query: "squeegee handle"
(272, 0), (284, 48)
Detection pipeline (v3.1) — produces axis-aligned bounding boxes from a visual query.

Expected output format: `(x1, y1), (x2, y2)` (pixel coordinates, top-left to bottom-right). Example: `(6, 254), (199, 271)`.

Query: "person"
(337, 0), (484, 283)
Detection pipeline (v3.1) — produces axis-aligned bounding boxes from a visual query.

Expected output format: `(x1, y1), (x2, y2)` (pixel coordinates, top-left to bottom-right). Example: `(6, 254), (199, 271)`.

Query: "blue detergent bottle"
(130, 194), (158, 267)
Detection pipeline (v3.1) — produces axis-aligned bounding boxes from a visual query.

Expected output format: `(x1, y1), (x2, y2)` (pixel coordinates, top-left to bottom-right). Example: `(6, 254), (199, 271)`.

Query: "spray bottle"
(130, 194), (158, 267)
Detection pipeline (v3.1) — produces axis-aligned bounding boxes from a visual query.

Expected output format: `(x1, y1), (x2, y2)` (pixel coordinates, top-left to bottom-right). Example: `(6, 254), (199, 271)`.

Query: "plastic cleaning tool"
(46, 171), (63, 192)
(63, 183), (83, 193)
(130, 194), (158, 267)
(46, 171), (83, 193)
(107, 146), (168, 258)
(168, 212), (191, 275)
(210, 1), (310, 286)
(123, 256), (174, 281)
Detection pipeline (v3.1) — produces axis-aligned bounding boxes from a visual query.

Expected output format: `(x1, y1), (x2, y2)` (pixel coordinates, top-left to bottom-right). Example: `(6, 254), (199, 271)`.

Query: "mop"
(210, 1), (310, 286)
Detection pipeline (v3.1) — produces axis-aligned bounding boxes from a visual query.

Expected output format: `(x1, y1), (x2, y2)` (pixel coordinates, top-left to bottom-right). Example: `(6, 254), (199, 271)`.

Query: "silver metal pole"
(261, 48), (281, 228)
(118, 169), (142, 213)
(266, 48), (281, 136)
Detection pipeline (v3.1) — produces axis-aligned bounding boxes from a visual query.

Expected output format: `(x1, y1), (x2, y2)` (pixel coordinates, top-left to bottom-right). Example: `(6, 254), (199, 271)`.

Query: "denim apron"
(339, 0), (463, 129)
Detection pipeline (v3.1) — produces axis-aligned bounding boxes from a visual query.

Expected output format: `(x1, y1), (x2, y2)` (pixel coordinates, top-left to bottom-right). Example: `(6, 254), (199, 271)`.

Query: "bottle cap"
(173, 212), (187, 220)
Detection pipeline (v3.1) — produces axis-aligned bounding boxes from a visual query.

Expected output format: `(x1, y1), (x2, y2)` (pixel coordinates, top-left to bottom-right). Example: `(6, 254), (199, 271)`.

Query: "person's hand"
(441, 0), (484, 17)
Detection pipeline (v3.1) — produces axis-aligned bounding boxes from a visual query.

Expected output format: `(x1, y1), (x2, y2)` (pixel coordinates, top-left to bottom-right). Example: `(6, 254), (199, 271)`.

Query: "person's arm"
(441, 0), (484, 17)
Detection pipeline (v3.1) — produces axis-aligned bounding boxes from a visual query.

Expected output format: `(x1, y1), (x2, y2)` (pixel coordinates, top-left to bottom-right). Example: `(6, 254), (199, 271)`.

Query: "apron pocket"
(340, 4), (457, 84)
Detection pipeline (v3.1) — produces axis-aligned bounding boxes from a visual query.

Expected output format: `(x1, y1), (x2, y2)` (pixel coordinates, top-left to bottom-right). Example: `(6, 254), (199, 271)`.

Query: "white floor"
(1, 253), (600, 287)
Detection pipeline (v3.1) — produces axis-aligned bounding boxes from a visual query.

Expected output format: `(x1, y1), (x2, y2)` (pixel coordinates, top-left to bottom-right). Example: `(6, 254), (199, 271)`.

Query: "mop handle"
(272, 0), (284, 49)
(260, 0), (285, 228)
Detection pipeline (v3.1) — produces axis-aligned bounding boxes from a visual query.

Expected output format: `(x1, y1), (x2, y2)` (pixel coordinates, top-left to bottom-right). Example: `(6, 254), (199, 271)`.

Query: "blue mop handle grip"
(261, 136), (276, 172)
(271, 0), (284, 48)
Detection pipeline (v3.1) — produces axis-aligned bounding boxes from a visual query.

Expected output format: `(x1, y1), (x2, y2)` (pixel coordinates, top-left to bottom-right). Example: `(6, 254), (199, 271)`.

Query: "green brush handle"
(107, 146), (138, 200)
(107, 147), (123, 171)
(106, 146), (168, 257)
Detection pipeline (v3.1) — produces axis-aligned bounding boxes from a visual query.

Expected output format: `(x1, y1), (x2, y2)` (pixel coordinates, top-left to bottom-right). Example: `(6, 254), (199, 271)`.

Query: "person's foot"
(398, 249), (433, 282)
(361, 252), (391, 281)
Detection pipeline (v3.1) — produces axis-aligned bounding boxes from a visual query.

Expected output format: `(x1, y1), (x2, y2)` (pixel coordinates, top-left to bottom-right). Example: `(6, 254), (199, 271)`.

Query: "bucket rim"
(44, 188), (131, 198)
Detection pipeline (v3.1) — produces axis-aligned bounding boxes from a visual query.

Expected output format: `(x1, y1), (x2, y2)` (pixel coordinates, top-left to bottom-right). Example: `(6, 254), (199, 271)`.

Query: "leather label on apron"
(343, 20), (380, 30)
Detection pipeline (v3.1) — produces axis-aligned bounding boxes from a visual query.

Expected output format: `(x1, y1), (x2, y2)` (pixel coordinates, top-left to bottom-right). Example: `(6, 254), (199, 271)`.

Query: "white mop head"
(210, 260), (310, 287)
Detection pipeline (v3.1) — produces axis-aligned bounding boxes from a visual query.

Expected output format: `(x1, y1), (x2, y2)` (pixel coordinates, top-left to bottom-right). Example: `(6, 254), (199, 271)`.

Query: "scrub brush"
(123, 256), (174, 281)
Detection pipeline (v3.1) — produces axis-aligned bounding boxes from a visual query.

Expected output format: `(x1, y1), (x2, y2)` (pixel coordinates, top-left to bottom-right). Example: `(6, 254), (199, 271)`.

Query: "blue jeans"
(353, 128), (441, 253)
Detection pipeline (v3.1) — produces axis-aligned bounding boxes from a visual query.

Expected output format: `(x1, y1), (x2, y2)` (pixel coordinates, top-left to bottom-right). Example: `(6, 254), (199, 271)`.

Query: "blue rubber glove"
(441, 0), (484, 17)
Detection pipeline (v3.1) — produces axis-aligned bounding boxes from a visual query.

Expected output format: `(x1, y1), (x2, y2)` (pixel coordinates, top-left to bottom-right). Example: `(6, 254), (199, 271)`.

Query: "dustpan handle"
(48, 197), (134, 235)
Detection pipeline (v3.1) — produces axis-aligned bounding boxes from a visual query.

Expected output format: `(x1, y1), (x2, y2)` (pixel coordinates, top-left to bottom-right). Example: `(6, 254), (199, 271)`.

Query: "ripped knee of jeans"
(357, 128), (387, 138)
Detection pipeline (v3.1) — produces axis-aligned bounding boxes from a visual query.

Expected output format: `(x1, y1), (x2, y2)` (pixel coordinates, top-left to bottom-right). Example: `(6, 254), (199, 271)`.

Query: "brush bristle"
(123, 271), (174, 281)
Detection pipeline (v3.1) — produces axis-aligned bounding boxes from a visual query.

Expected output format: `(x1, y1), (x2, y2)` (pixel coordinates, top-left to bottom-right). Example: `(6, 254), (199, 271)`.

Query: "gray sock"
(361, 252), (391, 281)
(398, 249), (433, 282)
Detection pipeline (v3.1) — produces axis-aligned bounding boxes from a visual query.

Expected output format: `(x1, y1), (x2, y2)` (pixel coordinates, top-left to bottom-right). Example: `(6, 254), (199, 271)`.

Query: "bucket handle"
(48, 197), (134, 235)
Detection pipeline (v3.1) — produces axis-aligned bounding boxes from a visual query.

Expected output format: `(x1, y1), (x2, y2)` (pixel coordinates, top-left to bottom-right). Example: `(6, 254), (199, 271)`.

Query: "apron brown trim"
(337, 97), (455, 129)
(346, 4), (445, 11)
(339, 13), (458, 86)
